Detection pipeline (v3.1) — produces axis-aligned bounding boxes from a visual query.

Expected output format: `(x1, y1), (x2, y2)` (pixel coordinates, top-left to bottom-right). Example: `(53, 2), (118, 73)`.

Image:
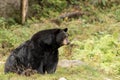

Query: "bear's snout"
(63, 38), (70, 45)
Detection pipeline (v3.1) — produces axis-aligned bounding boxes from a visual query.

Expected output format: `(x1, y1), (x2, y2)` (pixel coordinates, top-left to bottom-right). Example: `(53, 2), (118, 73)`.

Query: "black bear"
(4, 28), (69, 75)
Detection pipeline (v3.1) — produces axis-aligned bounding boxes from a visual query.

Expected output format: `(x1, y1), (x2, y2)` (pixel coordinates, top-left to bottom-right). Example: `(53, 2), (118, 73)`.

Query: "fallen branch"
(50, 11), (85, 25)
(59, 11), (84, 19)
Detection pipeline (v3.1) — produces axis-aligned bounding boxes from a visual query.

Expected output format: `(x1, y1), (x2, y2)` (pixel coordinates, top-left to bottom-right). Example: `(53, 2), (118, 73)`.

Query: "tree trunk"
(21, 0), (28, 24)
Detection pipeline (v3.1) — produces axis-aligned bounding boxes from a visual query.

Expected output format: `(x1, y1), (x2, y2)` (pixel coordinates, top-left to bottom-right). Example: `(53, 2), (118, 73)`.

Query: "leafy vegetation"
(0, 0), (120, 80)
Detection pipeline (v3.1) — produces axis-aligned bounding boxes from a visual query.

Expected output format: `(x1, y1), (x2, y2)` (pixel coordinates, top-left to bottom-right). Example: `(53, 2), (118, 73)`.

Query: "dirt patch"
(58, 59), (85, 68)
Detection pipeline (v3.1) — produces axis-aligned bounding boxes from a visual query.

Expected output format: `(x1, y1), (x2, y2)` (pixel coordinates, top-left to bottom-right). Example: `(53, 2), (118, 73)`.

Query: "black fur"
(4, 28), (69, 74)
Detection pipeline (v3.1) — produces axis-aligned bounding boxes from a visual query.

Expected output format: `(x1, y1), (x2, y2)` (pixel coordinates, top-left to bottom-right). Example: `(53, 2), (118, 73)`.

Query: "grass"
(0, 64), (114, 80)
(0, 21), (120, 80)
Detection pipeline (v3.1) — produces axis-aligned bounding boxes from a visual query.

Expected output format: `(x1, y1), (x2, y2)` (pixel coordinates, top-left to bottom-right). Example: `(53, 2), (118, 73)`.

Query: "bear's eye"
(65, 33), (69, 37)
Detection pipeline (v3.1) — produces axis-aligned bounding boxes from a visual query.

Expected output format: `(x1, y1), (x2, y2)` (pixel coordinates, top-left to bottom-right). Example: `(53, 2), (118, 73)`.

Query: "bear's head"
(31, 28), (69, 48)
(55, 28), (69, 46)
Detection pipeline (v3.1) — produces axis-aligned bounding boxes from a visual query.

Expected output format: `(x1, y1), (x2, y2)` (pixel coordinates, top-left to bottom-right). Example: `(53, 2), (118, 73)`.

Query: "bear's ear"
(63, 28), (68, 32)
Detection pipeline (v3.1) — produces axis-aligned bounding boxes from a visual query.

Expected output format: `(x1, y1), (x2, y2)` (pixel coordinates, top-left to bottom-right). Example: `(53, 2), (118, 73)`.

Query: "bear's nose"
(67, 38), (70, 45)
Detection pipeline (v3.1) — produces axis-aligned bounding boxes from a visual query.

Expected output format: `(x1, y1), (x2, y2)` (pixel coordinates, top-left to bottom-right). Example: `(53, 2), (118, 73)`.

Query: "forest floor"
(0, 59), (119, 80)
(0, 20), (120, 79)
